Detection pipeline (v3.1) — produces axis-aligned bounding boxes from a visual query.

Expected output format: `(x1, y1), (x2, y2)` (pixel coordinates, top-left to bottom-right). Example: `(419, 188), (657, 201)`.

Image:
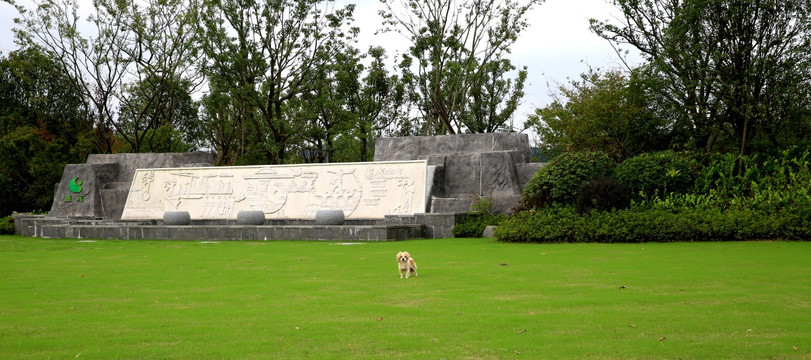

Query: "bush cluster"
(615, 150), (697, 200)
(452, 213), (506, 238)
(495, 203), (811, 243)
(521, 151), (615, 208)
(498, 147), (811, 242)
(0, 216), (14, 235)
(452, 196), (506, 237)
(574, 177), (631, 213)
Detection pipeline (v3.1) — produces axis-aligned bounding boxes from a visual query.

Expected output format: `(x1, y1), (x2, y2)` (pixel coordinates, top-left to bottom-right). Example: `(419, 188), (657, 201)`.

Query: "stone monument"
(374, 133), (541, 213)
(120, 160), (428, 221)
(49, 153), (215, 220)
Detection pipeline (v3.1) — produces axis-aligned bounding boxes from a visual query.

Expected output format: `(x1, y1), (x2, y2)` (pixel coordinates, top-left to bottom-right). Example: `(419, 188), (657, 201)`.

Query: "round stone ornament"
(315, 209), (345, 225)
(163, 211), (191, 225)
(237, 210), (266, 225)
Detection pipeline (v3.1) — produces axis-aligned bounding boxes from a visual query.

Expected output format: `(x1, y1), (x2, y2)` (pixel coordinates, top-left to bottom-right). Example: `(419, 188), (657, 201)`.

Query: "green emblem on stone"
(69, 177), (83, 193)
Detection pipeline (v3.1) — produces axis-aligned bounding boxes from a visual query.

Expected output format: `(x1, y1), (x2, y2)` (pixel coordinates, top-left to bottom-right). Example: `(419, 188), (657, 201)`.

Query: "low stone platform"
(13, 213), (465, 241)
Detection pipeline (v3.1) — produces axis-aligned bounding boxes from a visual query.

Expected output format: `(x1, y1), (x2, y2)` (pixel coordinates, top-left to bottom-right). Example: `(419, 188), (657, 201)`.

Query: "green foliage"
(574, 177), (631, 213)
(0, 216), (14, 235)
(451, 213), (506, 238)
(496, 203), (811, 243)
(502, 147), (811, 242)
(196, 0), (358, 164)
(452, 195), (505, 237)
(381, 0), (541, 134)
(0, 48), (93, 216)
(521, 151), (615, 209)
(591, 0), (811, 155)
(615, 150), (698, 201)
(528, 67), (670, 161)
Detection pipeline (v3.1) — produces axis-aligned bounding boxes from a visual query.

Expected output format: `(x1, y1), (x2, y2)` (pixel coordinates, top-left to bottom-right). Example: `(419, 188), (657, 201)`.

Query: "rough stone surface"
(50, 153), (215, 220)
(14, 213), (461, 241)
(315, 209), (345, 225)
(237, 210), (266, 225)
(100, 182), (130, 221)
(163, 211), (191, 225)
(87, 152), (215, 184)
(375, 133), (543, 214)
(49, 163), (120, 218)
(482, 225), (497, 238)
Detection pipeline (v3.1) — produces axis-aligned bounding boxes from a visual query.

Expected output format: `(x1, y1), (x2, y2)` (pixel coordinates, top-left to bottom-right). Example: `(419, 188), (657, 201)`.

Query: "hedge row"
(495, 204), (811, 243)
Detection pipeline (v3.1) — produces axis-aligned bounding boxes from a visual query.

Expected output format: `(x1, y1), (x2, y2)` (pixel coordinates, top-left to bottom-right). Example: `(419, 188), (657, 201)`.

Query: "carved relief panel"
(121, 161), (427, 220)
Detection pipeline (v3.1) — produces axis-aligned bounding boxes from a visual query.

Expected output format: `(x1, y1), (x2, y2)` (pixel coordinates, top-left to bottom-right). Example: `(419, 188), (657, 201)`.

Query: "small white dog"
(396, 251), (418, 279)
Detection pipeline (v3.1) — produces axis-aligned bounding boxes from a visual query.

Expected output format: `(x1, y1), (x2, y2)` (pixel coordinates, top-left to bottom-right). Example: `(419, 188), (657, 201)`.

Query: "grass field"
(1, 235), (810, 359)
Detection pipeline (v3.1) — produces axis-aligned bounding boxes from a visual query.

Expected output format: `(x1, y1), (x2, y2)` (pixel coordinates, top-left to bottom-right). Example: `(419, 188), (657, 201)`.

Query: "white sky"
(0, 0), (642, 131)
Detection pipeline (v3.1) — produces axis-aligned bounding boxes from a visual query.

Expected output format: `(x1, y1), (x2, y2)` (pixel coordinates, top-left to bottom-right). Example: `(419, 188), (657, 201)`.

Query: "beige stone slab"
(120, 161), (427, 220)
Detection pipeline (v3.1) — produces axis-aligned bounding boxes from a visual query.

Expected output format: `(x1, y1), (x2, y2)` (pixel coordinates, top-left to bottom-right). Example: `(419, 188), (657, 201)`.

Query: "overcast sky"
(0, 0), (641, 129)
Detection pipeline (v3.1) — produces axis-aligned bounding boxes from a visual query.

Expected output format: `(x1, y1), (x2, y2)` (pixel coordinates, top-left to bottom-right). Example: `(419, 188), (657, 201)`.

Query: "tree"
(0, 47), (93, 215)
(115, 0), (203, 152)
(591, 0), (811, 166)
(195, 0), (357, 164)
(380, 0), (542, 134)
(460, 58), (527, 133)
(348, 46), (406, 161)
(10, 0), (131, 152)
(199, 76), (253, 165)
(116, 75), (200, 152)
(528, 67), (669, 161)
(8, 0), (203, 153)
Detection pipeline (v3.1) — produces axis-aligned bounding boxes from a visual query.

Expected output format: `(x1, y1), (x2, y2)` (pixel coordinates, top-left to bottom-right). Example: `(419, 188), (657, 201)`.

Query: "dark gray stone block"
(375, 133), (539, 215)
(375, 133), (532, 161)
(86, 152), (214, 183)
(237, 210), (266, 225)
(163, 211), (191, 225)
(100, 182), (130, 220)
(315, 209), (345, 225)
(50, 163), (120, 218)
(480, 151), (522, 197)
(431, 197), (474, 213)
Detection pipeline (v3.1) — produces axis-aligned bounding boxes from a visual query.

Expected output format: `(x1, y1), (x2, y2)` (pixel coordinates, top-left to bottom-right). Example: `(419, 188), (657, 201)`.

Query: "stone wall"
(375, 133), (542, 213)
(49, 153), (215, 220)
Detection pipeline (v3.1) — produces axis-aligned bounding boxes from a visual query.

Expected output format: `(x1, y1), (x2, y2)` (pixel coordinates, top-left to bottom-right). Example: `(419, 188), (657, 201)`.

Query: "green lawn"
(1, 236), (810, 359)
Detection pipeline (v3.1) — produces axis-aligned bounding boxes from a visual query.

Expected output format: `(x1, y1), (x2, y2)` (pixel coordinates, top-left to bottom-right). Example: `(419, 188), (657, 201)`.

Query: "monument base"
(13, 212), (467, 241)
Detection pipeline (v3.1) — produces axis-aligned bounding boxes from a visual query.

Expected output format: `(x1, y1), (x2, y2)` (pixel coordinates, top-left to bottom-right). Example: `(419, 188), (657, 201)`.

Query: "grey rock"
(163, 211), (191, 225)
(482, 225), (497, 238)
(375, 133), (540, 214)
(315, 209), (345, 225)
(49, 163), (119, 218)
(237, 210), (266, 225)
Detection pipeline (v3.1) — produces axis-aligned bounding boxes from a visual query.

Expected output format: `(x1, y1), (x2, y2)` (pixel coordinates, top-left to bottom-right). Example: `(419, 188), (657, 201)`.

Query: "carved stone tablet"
(121, 160), (427, 220)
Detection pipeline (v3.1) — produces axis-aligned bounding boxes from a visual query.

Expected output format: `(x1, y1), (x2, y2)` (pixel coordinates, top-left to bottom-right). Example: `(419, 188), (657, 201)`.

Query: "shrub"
(495, 204), (811, 243)
(521, 151), (615, 209)
(0, 216), (14, 235)
(452, 195), (506, 237)
(574, 177), (631, 213)
(452, 213), (506, 238)
(615, 150), (697, 200)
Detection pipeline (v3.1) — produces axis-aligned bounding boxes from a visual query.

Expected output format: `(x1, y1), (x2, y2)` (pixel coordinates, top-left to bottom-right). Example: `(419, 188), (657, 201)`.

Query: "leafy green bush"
(615, 150), (697, 200)
(504, 147), (811, 243)
(521, 151), (615, 209)
(452, 213), (506, 238)
(574, 177), (631, 213)
(0, 216), (15, 235)
(452, 195), (506, 237)
(495, 204), (811, 243)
